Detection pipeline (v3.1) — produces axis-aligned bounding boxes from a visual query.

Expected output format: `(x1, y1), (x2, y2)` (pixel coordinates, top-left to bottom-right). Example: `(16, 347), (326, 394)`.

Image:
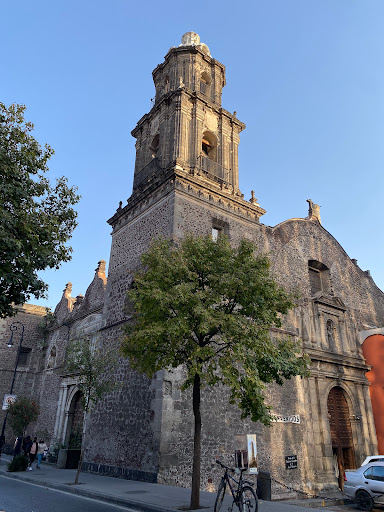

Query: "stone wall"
(0, 304), (46, 451)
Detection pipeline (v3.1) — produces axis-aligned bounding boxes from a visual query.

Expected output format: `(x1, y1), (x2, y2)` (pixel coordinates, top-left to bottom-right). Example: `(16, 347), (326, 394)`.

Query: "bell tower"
(131, 32), (252, 197)
(102, 32), (266, 486)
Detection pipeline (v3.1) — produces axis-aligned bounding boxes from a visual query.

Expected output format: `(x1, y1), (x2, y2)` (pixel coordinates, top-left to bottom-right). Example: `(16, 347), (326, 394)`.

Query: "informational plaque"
(285, 455), (298, 469)
(2, 394), (16, 410)
(247, 434), (258, 474)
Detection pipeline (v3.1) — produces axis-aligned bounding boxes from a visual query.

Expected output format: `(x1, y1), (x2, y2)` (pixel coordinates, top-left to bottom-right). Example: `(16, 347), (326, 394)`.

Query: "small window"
(18, 347), (31, 367)
(308, 260), (331, 295)
(212, 227), (221, 241)
(308, 267), (322, 294)
(202, 138), (211, 157)
(212, 219), (228, 240)
(200, 71), (211, 96)
(202, 131), (217, 162)
(150, 134), (160, 158)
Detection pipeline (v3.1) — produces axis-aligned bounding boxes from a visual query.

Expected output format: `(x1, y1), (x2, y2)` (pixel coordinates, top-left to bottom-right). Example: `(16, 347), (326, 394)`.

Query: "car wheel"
(355, 490), (374, 511)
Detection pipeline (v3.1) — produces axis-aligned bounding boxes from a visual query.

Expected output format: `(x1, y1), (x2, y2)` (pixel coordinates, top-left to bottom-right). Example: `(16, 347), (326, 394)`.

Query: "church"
(1, 32), (384, 498)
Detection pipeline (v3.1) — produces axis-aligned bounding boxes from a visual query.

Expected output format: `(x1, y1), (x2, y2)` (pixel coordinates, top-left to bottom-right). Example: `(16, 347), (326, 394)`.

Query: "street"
(0, 477), (135, 512)
(0, 475), (367, 512)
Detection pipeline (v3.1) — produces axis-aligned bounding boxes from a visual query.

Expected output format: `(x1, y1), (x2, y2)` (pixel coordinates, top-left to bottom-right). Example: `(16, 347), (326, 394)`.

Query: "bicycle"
(214, 460), (258, 512)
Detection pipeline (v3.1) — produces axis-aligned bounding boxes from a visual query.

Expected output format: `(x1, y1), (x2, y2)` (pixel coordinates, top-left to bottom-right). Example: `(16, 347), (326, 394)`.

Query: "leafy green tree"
(0, 102), (80, 318)
(121, 234), (310, 509)
(7, 396), (40, 436)
(65, 337), (119, 484)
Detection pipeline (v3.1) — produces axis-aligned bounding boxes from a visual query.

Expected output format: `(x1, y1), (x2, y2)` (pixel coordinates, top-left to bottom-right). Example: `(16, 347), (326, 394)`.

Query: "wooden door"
(327, 387), (356, 489)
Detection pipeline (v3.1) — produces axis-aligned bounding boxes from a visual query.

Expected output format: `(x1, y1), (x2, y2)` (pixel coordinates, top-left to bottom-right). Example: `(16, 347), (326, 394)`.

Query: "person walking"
(22, 435), (31, 456)
(28, 437), (38, 470)
(36, 439), (48, 469)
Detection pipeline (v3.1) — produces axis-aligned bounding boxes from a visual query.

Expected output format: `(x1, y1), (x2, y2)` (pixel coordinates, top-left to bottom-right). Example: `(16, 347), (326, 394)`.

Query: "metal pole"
(0, 322), (25, 454)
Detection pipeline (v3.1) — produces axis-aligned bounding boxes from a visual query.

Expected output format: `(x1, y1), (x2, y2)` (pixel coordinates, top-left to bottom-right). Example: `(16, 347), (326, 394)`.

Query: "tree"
(0, 102), (80, 318)
(65, 337), (119, 484)
(121, 234), (310, 509)
(7, 396), (40, 437)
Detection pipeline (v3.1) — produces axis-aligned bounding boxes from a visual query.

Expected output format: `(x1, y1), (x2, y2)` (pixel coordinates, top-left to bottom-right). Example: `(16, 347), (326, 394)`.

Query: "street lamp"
(0, 321), (25, 456)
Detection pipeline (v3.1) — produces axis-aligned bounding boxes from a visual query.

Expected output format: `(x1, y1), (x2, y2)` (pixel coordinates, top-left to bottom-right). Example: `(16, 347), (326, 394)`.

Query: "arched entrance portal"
(327, 387), (356, 489)
(65, 390), (84, 469)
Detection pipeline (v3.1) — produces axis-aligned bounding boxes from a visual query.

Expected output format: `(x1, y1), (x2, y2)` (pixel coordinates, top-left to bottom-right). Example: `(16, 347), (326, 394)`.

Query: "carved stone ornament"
(306, 199), (321, 224)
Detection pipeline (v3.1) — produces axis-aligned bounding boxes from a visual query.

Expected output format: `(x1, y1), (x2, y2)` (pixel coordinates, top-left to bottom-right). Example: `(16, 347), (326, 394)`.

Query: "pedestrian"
(36, 439), (48, 469)
(28, 437), (38, 470)
(22, 435), (31, 456)
(13, 436), (22, 457)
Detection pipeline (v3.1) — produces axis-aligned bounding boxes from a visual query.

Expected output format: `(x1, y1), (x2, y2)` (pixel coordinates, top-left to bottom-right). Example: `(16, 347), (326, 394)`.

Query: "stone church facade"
(1, 32), (384, 497)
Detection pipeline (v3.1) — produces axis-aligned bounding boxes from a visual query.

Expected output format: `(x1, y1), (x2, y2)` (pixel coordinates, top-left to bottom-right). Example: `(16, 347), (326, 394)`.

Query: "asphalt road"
(0, 477), (135, 512)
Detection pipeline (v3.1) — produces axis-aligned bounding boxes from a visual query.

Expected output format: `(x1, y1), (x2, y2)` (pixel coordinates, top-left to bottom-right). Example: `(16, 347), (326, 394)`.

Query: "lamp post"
(0, 321), (25, 456)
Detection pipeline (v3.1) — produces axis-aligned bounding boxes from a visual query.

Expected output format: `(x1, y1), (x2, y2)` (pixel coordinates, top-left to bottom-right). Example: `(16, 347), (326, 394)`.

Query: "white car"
(344, 461), (384, 511)
(361, 455), (384, 467)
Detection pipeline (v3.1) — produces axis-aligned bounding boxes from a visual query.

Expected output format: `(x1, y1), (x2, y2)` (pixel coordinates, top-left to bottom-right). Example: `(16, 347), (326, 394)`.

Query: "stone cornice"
(305, 347), (368, 371)
(173, 169), (266, 219)
(153, 45), (225, 76)
(108, 166), (266, 233)
(313, 293), (346, 311)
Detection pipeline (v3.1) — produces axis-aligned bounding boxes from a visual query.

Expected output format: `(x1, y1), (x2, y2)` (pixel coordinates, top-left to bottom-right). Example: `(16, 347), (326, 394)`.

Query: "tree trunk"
(190, 373), (201, 510)
(74, 413), (87, 484)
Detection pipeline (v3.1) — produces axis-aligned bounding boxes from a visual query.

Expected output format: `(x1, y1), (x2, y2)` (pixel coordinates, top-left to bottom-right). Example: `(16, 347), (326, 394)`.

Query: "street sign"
(285, 455), (298, 469)
(2, 394), (16, 410)
(273, 415), (300, 424)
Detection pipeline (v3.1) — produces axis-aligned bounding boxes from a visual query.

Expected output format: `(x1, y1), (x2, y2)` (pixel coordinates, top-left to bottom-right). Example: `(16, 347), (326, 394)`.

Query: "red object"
(362, 334), (384, 454)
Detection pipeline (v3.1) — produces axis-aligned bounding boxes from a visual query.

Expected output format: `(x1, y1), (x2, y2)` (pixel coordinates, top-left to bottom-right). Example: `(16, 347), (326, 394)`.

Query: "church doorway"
(65, 390), (84, 469)
(327, 386), (356, 490)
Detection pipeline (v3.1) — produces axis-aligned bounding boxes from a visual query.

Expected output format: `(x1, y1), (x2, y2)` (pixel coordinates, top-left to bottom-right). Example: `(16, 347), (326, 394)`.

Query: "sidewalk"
(0, 455), (350, 512)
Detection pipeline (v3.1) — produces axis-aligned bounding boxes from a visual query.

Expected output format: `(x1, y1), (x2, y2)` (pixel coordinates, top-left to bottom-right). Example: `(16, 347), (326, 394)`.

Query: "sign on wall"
(2, 394), (16, 410)
(272, 415), (300, 424)
(247, 434), (258, 474)
(285, 455), (298, 469)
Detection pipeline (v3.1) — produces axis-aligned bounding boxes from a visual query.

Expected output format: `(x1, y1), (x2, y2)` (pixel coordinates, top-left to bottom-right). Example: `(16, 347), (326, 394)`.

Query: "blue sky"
(2, 0), (383, 309)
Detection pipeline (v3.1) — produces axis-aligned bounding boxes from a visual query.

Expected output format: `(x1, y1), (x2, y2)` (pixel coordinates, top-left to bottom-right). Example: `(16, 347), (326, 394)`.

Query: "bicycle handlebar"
(216, 460), (247, 474)
(216, 460), (233, 471)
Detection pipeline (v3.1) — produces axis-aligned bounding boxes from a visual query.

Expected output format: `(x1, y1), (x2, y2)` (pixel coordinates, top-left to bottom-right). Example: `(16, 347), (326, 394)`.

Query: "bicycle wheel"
(240, 485), (258, 512)
(214, 481), (226, 512)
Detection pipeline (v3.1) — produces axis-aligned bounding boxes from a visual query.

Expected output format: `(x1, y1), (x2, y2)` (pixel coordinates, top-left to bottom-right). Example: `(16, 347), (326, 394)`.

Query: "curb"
(279, 498), (352, 509)
(0, 471), (179, 512)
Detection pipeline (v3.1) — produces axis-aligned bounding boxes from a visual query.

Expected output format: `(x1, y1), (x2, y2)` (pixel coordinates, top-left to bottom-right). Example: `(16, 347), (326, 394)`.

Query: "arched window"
(308, 260), (331, 295)
(47, 346), (57, 369)
(202, 131), (217, 162)
(150, 134), (160, 158)
(200, 71), (211, 96)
